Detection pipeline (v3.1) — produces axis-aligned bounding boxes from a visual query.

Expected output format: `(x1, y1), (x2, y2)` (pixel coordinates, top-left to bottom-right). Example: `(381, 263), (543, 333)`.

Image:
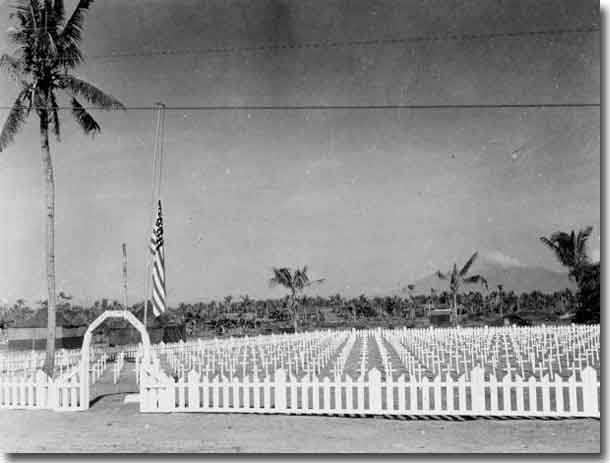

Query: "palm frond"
(548, 231), (574, 249)
(40, 30), (58, 60)
(293, 266), (310, 290)
(56, 0), (94, 68)
(70, 97), (99, 135)
(459, 251), (478, 276)
(540, 234), (574, 268)
(436, 270), (448, 280)
(576, 226), (593, 262)
(0, 90), (31, 151)
(60, 75), (125, 109)
(268, 267), (293, 290)
(53, 0), (65, 24)
(304, 278), (325, 288)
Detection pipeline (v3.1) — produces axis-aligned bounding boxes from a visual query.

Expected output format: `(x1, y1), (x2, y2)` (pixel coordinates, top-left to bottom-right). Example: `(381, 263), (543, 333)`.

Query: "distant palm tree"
(223, 295), (233, 314)
(540, 226), (593, 286)
(497, 284), (504, 316)
(0, 0), (124, 375)
(406, 284), (416, 320)
(436, 252), (488, 325)
(268, 266), (324, 333)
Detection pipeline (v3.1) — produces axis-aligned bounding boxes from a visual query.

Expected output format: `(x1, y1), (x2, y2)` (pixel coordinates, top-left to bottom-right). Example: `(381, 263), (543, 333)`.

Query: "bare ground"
(0, 394), (600, 454)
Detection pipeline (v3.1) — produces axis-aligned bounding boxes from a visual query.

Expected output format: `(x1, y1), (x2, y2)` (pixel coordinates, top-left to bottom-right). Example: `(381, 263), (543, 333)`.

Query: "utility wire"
(0, 103), (600, 111)
(88, 27), (599, 60)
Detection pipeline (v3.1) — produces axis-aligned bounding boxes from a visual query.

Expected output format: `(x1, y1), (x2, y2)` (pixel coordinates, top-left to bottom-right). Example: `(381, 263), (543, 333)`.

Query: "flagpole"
(122, 243), (128, 310)
(144, 103), (164, 328)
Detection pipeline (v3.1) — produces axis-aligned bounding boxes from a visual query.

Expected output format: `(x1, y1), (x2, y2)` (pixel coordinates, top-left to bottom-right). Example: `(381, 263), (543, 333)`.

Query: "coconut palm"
(540, 226), (593, 286)
(436, 252), (488, 325)
(406, 284), (416, 320)
(0, 0), (125, 375)
(268, 266), (324, 333)
(496, 284), (504, 316)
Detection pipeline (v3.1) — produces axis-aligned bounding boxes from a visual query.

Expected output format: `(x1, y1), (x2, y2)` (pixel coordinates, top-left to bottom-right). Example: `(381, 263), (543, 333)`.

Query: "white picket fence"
(140, 366), (600, 417)
(0, 368), (84, 411)
(0, 351), (111, 411)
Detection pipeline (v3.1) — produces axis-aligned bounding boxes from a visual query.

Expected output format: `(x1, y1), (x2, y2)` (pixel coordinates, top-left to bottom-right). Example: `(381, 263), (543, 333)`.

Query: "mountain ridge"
(409, 259), (575, 295)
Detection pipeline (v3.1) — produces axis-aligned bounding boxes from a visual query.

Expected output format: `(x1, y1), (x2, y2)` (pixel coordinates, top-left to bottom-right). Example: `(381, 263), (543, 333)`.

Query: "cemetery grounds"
(0, 324), (601, 453)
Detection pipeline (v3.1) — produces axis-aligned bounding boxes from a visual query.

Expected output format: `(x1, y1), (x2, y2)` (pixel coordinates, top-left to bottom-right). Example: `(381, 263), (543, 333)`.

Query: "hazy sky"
(0, 0), (600, 305)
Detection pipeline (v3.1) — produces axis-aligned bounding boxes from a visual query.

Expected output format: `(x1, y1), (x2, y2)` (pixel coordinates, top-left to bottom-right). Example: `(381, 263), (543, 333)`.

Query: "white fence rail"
(0, 368), (84, 410)
(140, 366), (600, 417)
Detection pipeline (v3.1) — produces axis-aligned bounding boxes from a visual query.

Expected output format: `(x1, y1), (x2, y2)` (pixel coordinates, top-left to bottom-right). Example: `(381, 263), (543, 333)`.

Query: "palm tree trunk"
(40, 112), (57, 377)
(291, 292), (298, 333)
(452, 291), (458, 326)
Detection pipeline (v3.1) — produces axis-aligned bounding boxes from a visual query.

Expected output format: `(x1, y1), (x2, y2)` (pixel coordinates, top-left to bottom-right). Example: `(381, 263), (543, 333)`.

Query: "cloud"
(483, 250), (523, 267)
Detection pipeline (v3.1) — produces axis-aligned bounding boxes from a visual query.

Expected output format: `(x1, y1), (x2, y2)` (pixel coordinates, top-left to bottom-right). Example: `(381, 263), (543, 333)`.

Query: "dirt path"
(89, 360), (139, 404)
(0, 394), (599, 453)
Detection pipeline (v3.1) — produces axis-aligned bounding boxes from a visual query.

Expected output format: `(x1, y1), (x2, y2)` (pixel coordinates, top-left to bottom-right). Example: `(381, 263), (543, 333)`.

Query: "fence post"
(84, 351), (93, 409)
(161, 373), (174, 412)
(369, 368), (382, 413)
(48, 376), (58, 410)
(187, 369), (199, 410)
(470, 366), (485, 415)
(275, 368), (287, 412)
(35, 370), (47, 408)
(581, 367), (598, 416)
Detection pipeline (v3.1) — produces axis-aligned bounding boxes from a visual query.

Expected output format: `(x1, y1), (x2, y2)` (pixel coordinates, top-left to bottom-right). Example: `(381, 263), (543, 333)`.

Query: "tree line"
(0, 286), (581, 329)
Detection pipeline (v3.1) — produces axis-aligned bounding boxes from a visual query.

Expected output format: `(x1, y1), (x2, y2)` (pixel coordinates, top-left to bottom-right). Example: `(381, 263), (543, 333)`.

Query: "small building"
(103, 307), (186, 346)
(8, 309), (88, 351)
(429, 308), (452, 327)
(499, 314), (532, 327)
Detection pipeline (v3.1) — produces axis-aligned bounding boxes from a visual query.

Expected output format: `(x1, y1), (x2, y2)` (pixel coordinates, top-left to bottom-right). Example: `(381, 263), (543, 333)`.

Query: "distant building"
(8, 309), (88, 351)
(429, 308), (452, 327)
(102, 307), (186, 345)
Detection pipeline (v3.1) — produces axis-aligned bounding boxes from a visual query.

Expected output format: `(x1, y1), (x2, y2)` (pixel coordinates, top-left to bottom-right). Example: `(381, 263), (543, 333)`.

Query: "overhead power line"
(0, 103), (600, 111)
(88, 26), (599, 60)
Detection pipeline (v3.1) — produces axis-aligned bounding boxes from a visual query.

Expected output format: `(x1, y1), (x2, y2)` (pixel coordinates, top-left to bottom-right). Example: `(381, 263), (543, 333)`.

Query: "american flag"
(149, 200), (166, 316)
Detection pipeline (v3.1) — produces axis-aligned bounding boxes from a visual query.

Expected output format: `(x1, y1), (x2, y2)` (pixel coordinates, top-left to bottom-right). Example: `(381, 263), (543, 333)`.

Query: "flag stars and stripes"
(150, 200), (166, 317)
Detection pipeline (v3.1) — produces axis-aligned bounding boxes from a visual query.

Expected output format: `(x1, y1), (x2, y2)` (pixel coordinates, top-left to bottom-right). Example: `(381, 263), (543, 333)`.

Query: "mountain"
(410, 259), (575, 295)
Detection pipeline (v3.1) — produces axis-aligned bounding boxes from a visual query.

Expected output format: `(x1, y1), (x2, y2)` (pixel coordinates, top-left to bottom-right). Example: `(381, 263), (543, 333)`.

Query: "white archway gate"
(79, 310), (151, 410)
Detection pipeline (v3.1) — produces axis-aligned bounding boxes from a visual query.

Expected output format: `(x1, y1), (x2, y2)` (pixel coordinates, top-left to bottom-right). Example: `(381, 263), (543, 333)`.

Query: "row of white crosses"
(372, 328), (393, 379)
(383, 329), (435, 380)
(384, 325), (599, 382)
(331, 331), (357, 379)
(0, 349), (83, 379)
(144, 324), (600, 385)
(357, 331), (368, 378)
(504, 325), (599, 380)
(160, 330), (350, 382)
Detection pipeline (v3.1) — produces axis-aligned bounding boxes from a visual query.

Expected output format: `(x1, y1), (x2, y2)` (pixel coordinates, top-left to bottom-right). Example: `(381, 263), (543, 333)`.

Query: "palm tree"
(223, 295), (233, 314)
(497, 284), (504, 316)
(0, 0), (125, 375)
(436, 252), (488, 325)
(268, 266), (324, 333)
(540, 226), (593, 286)
(406, 284), (416, 320)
